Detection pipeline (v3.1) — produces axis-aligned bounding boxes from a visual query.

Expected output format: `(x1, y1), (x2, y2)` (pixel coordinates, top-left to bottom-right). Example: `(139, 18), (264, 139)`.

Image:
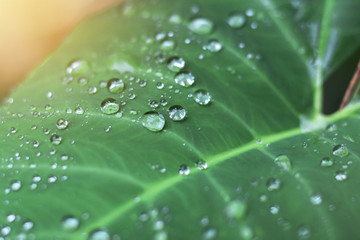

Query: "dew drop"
(66, 60), (90, 75)
(335, 170), (347, 181)
(332, 144), (349, 158)
(107, 78), (125, 93)
(62, 216), (80, 231)
(188, 18), (214, 35)
(195, 160), (208, 170)
(206, 40), (222, 53)
(202, 228), (217, 239)
(225, 200), (246, 219)
(274, 154), (291, 171)
(141, 111), (165, 132)
(174, 72), (195, 87)
(179, 164), (190, 175)
(297, 225), (311, 240)
(1, 226), (11, 236)
(160, 40), (175, 51)
(320, 157), (333, 167)
(270, 205), (280, 214)
(194, 90), (211, 105)
(167, 57), (185, 72)
(101, 98), (120, 115)
(266, 178), (281, 191)
(11, 180), (22, 191)
(168, 105), (186, 121)
(56, 119), (69, 130)
(23, 221), (34, 231)
(310, 194), (322, 205)
(227, 13), (246, 28)
(88, 229), (110, 240)
(50, 135), (62, 145)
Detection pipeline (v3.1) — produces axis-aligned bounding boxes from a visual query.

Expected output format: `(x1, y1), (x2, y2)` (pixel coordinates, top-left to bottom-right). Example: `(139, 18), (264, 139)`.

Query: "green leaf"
(1, 0), (360, 239)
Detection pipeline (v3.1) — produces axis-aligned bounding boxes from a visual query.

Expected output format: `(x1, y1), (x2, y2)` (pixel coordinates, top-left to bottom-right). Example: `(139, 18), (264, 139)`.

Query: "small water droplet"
(297, 225), (310, 240)
(50, 135), (62, 145)
(195, 160), (208, 170)
(101, 98), (120, 115)
(11, 180), (22, 191)
(310, 194), (322, 205)
(202, 228), (217, 240)
(107, 78), (125, 93)
(179, 164), (190, 175)
(227, 13), (246, 28)
(270, 205), (280, 214)
(23, 221), (34, 231)
(188, 18), (214, 35)
(332, 144), (349, 158)
(267, 178), (281, 191)
(225, 200), (246, 219)
(174, 72), (195, 87)
(141, 111), (165, 132)
(56, 119), (69, 130)
(62, 216), (80, 231)
(168, 105), (186, 121)
(88, 229), (110, 240)
(66, 60), (90, 75)
(274, 154), (291, 171)
(206, 40), (222, 53)
(194, 90), (211, 105)
(335, 170), (347, 181)
(160, 40), (175, 51)
(320, 157), (333, 167)
(167, 57), (185, 72)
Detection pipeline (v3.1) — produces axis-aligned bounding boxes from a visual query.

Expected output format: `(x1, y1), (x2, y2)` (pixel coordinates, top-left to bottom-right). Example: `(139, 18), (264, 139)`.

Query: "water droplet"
(50, 135), (62, 145)
(194, 90), (211, 105)
(332, 144), (349, 158)
(188, 18), (214, 35)
(310, 194), (322, 205)
(326, 124), (337, 132)
(107, 78), (125, 93)
(195, 160), (208, 170)
(202, 228), (217, 239)
(168, 105), (186, 121)
(56, 119), (69, 130)
(227, 13), (246, 28)
(167, 57), (185, 72)
(320, 157), (333, 167)
(101, 98), (120, 115)
(179, 165), (190, 175)
(335, 170), (347, 181)
(78, 77), (88, 86)
(75, 107), (84, 114)
(6, 214), (15, 223)
(141, 111), (165, 132)
(266, 178), (281, 191)
(160, 40), (175, 51)
(66, 60), (90, 75)
(174, 72), (195, 87)
(1, 226), (11, 236)
(11, 180), (22, 191)
(225, 200), (246, 219)
(169, 14), (182, 24)
(200, 216), (209, 226)
(23, 221), (34, 231)
(270, 205), (280, 214)
(88, 229), (110, 240)
(274, 154), (291, 171)
(149, 100), (160, 109)
(297, 225), (310, 240)
(206, 40), (222, 53)
(62, 216), (80, 231)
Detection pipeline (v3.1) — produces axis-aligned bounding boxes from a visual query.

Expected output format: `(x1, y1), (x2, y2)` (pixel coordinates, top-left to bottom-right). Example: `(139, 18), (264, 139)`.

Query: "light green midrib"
(313, 0), (336, 118)
(73, 103), (360, 240)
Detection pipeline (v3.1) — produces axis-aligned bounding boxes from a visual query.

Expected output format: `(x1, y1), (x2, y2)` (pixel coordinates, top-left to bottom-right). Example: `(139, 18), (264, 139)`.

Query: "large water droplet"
(194, 90), (211, 105)
(274, 154), (291, 171)
(168, 105), (186, 121)
(101, 98), (120, 115)
(225, 200), (246, 220)
(174, 72), (195, 87)
(107, 78), (125, 93)
(167, 57), (185, 72)
(56, 119), (69, 130)
(141, 111), (165, 132)
(227, 13), (246, 28)
(335, 170), (347, 181)
(332, 144), (349, 158)
(188, 18), (214, 35)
